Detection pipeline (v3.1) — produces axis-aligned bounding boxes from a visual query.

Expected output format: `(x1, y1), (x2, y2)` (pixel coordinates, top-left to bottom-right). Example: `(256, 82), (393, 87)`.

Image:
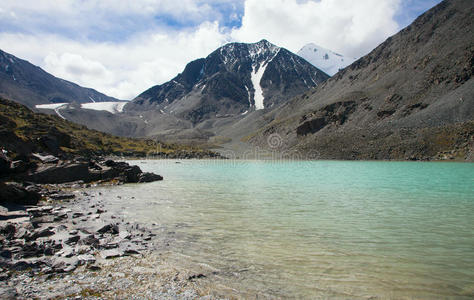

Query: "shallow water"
(97, 160), (474, 299)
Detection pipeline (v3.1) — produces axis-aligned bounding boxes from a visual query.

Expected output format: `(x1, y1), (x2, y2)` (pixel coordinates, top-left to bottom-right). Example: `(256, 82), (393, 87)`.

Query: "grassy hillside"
(0, 97), (217, 158)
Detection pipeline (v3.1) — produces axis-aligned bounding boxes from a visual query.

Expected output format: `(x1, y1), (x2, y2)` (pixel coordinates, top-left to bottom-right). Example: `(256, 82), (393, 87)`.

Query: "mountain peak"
(248, 39), (280, 58)
(253, 39), (278, 49)
(255, 39), (270, 45)
(132, 40), (329, 121)
(216, 39), (280, 65)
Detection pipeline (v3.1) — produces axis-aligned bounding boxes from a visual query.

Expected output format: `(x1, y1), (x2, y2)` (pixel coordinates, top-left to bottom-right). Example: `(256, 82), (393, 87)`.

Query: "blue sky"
(395, 0), (443, 27)
(0, 0), (442, 99)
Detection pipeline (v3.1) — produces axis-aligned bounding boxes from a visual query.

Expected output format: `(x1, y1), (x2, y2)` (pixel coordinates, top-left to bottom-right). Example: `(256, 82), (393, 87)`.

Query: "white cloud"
(232, 0), (401, 58)
(0, 0), (410, 100)
(0, 0), (207, 22)
(0, 22), (229, 100)
(45, 53), (109, 78)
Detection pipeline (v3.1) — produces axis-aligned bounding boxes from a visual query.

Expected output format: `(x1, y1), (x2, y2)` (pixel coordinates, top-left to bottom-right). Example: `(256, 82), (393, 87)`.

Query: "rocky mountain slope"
(297, 43), (355, 76)
(128, 40), (329, 123)
(0, 97), (218, 159)
(66, 40), (327, 146)
(248, 0), (473, 161)
(1, 41), (329, 147)
(0, 49), (121, 108)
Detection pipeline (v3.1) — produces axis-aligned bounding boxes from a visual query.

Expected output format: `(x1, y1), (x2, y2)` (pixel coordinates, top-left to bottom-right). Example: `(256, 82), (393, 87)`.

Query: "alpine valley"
(124, 39), (329, 148)
(1, 40), (330, 151)
(0, 0), (472, 161)
(1, 1), (474, 298)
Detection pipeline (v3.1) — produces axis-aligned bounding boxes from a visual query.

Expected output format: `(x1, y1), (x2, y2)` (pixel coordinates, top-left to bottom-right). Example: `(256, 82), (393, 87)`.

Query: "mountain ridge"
(0, 49), (122, 108)
(128, 40), (329, 124)
(1, 0), (471, 161)
(0, 96), (218, 159)
(247, 0), (473, 161)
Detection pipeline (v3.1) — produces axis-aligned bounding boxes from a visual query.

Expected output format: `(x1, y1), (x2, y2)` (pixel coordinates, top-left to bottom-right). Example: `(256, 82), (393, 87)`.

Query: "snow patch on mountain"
(251, 63), (266, 110)
(35, 103), (69, 119)
(297, 43), (355, 76)
(80, 102), (127, 114)
(35, 103), (68, 110)
(54, 106), (67, 120)
(248, 42), (280, 110)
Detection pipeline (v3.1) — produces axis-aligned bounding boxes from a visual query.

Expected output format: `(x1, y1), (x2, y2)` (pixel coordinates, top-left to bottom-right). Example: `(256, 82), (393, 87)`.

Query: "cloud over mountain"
(0, 0), (441, 99)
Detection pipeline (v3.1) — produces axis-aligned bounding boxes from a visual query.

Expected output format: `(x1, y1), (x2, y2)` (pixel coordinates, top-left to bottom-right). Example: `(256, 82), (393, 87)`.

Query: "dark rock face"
(116, 163), (141, 183)
(138, 172), (163, 183)
(36, 128), (72, 155)
(10, 160), (30, 173)
(28, 228), (55, 241)
(0, 156), (9, 177)
(0, 182), (41, 205)
(129, 40), (329, 123)
(297, 117), (327, 136)
(296, 100), (357, 136)
(0, 224), (16, 239)
(24, 163), (91, 184)
(0, 49), (122, 108)
(18, 159), (163, 184)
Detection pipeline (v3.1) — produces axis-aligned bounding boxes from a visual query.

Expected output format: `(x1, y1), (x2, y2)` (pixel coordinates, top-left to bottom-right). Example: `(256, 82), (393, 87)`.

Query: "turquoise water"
(100, 160), (474, 299)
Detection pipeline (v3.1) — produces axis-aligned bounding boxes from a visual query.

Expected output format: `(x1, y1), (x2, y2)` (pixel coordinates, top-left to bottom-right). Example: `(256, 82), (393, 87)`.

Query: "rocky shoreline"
(0, 150), (217, 299)
(0, 187), (213, 299)
(1, 151), (164, 204)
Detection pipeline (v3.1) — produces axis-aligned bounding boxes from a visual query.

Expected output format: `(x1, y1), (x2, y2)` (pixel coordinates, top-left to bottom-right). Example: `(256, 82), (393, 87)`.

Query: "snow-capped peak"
(248, 41), (280, 110)
(217, 40), (280, 68)
(248, 39), (280, 61)
(213, 40), (282, 110)
(297, 43), (355, 76)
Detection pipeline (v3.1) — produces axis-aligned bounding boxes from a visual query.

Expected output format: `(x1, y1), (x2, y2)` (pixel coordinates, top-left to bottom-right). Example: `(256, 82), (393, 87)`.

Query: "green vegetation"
(0, 97), (217, 158)
(79, 288), (103, 297)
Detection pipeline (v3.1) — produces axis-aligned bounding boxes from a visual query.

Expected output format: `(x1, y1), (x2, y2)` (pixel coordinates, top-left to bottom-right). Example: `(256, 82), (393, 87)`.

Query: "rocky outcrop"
(14, 157), (163, 185)
(137, 172), (163, 183)
(25, 162), (91, 184)
(0, 182), (41, 205)
(296, 100), (358, 136)
(36, 128), (72, 156)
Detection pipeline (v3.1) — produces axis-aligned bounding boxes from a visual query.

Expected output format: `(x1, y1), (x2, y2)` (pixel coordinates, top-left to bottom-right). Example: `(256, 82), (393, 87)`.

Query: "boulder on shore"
(0, 182), (41, 205)
(18, 159), (163, 184)
(23, 162), (93, 184)
(138, 172), (163, 183)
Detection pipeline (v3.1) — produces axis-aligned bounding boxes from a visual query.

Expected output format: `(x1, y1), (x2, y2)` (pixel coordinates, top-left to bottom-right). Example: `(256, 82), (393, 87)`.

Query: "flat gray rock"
(100, 249), (124, 259)
(77, 254), (96, 264)
(119, 230), (131, 240)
